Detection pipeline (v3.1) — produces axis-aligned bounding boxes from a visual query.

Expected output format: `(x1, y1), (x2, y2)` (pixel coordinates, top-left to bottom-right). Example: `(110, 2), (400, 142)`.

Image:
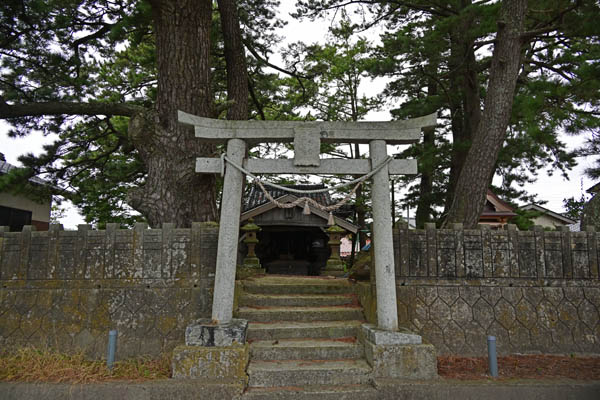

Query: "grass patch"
(0, 347), (171, 383)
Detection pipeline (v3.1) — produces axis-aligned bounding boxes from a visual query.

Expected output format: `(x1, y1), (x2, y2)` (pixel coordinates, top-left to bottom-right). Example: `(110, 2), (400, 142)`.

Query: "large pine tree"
(296, 0), (600, 227)
(0, 0), (281, 227)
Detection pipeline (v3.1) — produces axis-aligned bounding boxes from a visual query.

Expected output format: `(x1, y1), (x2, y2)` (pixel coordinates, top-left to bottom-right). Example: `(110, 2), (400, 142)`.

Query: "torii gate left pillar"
(179, 111), (437, 332)
(212, 138), (246, 323)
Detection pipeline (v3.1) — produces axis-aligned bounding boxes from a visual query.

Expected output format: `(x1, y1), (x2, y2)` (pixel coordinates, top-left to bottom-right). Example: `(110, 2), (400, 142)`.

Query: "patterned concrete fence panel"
(1, 222), (599, 357)
(0, 223), (218, 358)
(393, 225), (599, 280)
(392, 225), (600, 355)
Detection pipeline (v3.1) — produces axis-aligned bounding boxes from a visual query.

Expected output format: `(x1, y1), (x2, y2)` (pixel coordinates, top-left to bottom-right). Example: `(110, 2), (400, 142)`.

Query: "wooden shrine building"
(479, 189), (517, 229)
(240, 184), (358, 275)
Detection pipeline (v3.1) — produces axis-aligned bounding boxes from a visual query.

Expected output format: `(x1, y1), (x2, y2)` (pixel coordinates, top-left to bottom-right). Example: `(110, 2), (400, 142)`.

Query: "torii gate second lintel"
(179, 111), (437, 332)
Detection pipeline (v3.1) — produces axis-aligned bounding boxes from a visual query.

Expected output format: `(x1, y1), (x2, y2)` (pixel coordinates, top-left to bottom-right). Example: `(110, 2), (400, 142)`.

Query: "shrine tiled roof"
(243, 183), (332, 212)
(587, 182), (600, 194)
(0, 159), (49, 186)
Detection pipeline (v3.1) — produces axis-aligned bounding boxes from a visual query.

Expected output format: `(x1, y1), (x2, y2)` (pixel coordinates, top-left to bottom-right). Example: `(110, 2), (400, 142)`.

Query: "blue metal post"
(487, 335), (498, 377)
(107, 330), (118, 370)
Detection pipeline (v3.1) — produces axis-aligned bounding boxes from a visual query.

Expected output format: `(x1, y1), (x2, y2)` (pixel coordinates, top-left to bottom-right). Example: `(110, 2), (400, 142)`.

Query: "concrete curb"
(0, 380), (244, 400)
(375, 379), (600, 400)
(1, 379), (599, 400)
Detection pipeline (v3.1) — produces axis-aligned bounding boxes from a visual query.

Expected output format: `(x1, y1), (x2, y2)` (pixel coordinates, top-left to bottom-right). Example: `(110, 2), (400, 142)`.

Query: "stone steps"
(242, 385), (377, 400)
(250, 338), (363, 361)
(240, 293), (355, 307)
(247, 359), (372, 387)
(239, 275), (372, 390)
(246, 320), (362, 341)
(242, 276), (354, 295)
(238, 306), (364, 322)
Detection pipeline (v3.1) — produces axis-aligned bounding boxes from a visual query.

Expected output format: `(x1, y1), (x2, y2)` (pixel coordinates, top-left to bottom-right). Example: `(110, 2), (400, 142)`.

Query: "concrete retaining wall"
(393, 280), (599, 355)
(0, 223), (599, 357)
(358, 277), (600, 355)
(0, 223), (217, 358)
(389, 225), (600, 355)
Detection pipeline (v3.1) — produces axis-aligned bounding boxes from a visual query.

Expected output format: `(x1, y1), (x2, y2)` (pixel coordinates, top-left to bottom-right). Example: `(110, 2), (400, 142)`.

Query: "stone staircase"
(237, 275), (377, 399)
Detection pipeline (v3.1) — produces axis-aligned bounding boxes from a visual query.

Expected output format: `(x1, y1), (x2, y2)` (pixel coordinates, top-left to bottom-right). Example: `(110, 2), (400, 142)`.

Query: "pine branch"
(248, 77), (266, 120)
(520, 25), (561, 41)
(71, 23), (115, 51)
(521, 1), (580, 42)
(0, 101), (146, 119)
(526, 59), (574, 81)
(244, 41), (311, 80)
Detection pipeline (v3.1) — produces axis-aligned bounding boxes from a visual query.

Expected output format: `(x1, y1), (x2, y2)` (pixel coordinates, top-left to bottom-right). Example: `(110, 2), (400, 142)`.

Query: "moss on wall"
(0, 224), (218, 358)
(2, 224), (599, 358)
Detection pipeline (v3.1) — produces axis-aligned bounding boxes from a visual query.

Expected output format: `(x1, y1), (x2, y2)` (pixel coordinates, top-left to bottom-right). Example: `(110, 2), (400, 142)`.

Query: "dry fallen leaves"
(0, 347), (171, 383)
(438, 355), (600, 380)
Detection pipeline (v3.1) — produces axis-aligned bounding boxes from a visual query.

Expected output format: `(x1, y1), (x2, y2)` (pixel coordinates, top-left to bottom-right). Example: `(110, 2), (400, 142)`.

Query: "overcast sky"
(0, 5), (595, 228)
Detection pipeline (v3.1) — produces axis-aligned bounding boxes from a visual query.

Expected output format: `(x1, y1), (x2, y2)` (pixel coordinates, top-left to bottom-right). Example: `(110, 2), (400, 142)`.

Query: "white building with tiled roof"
(0, 154), (52, 231)
(520, 203), (577, 230)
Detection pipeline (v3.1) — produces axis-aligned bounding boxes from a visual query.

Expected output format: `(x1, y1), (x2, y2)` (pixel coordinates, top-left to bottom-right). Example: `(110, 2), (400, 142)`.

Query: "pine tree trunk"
(354, 143), (367, 248)
(415, 74), (438, 228)
(218, 0), (249, 121)
(443, 13), (482, 215)
(415, 126), (435, 228)
(128, 0), (217, 227)
(445, 0), (527, 228)
(216, 0), (249, 222)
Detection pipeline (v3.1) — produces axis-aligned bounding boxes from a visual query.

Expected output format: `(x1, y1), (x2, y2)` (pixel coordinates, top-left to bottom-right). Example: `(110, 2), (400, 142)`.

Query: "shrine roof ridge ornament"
(178, 111), (437, 145)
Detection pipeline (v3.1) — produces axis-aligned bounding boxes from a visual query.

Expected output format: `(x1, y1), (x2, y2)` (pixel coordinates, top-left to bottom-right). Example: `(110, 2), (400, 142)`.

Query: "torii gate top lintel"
(178, 110), (437, 145)
(180, 110), (438, 333)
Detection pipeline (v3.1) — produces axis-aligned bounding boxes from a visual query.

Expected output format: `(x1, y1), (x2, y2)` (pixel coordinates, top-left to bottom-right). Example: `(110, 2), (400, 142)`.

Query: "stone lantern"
(320, 224), (346, 277)
(238, 218), (265, 278)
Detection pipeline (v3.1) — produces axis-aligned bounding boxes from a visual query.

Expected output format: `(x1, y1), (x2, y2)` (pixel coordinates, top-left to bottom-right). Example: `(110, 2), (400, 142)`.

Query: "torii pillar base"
(361, 324), (438, 380)
(172, 319), (249, 382)
(172, 137), (250, 383)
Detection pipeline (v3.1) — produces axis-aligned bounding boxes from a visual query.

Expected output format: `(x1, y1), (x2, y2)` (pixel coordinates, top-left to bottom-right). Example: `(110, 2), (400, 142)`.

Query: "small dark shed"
(240, 184), (358, 275)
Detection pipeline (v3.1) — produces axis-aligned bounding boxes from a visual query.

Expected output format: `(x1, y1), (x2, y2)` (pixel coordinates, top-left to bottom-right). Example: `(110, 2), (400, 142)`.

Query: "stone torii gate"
(179, 111), (436, 333)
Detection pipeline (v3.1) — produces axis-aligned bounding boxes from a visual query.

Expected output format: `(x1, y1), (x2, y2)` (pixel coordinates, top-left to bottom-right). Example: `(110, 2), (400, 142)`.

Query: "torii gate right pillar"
(370, 140), (398, 331)
(363, 138), (438, 379)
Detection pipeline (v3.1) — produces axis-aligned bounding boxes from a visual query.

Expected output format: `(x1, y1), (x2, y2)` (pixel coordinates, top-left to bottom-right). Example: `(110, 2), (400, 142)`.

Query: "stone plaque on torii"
(179, 111), (436, 332)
